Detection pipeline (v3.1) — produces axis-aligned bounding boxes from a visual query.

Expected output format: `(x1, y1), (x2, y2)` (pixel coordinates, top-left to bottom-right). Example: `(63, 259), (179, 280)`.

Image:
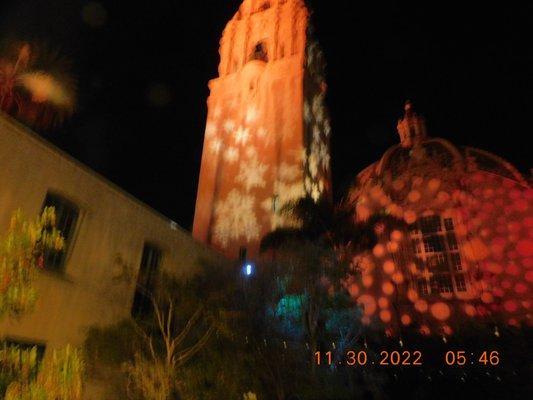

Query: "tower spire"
(397, 100), (427, 147)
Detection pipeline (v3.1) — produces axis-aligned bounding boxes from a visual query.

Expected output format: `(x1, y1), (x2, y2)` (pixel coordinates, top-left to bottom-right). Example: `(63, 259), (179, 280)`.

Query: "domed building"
(347, 102), (532, 336)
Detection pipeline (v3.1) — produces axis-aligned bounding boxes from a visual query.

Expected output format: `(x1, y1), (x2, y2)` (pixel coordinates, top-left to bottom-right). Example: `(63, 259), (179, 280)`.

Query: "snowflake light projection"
(213, 189), (260, 247)
(346, 104), (532, 337)
(236, 155), (268, 191)
(193, 0), (332, 258)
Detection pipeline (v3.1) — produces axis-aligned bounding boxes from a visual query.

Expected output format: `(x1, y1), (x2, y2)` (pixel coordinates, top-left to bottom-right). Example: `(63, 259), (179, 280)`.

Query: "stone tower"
(193, 0), (331, 259)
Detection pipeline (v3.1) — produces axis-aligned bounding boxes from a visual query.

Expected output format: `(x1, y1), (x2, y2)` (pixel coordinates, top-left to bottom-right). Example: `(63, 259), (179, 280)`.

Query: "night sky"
(1, 0), (530, 230)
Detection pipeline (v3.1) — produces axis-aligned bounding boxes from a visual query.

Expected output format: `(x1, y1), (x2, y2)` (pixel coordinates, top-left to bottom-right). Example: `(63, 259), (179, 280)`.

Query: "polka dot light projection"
(347, 130), (531, 337)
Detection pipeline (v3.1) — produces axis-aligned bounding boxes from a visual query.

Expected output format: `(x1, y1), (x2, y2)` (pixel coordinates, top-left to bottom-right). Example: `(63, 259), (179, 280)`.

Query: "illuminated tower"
(193, 0), (331, 258)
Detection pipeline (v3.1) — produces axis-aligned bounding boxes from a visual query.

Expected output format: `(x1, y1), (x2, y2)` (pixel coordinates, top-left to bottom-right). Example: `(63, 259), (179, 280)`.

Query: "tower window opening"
(250, 42), (268, 62)
(258, 2), (271, 12)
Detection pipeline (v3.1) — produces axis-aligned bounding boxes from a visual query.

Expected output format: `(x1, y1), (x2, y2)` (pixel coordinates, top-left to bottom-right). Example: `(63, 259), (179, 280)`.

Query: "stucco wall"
(0, 113), (218, 350)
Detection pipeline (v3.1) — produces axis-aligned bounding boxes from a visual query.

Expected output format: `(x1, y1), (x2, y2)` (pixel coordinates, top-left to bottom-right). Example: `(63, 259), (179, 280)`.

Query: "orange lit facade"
(193, 0), (331, 258)
(347, 102), (532, 336)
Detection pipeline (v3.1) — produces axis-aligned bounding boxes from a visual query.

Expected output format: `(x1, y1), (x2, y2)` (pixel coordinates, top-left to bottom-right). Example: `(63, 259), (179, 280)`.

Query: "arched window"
(258, 2), (271, 12)
(249, 42), (268, 62)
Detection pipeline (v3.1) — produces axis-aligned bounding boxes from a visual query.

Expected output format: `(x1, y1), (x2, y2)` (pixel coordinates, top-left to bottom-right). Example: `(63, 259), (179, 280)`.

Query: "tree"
(246, 196), (378, 398)
(3, 345), (84, 400)
(0, 207), (63, 319)
(123, 287), (217, 400)
(0, 208), (85, 399)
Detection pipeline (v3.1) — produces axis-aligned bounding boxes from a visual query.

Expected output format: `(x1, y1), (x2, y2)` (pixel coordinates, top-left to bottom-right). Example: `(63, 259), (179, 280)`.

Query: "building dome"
(346, 103), (532, 336)
(358, 102), (527, 189)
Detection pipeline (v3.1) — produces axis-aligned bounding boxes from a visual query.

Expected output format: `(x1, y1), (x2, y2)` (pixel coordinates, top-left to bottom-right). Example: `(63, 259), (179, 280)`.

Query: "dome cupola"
(397, 100), (427, 147)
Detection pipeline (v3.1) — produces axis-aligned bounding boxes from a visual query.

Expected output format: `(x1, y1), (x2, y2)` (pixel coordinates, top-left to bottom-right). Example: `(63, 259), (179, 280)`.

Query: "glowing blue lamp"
(244, 263), (254, 276)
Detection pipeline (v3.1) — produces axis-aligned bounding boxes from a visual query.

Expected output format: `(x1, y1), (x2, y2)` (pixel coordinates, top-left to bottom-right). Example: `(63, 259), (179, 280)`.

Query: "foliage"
(0, 209), (84, 399)
(0, 208), (64, 319)
(0, 344), (39, 396)
(85, 320), (141, 368)
(177, 333), (259, 400)
(123, 352), (175, 400)
(2, 344), (84, 400)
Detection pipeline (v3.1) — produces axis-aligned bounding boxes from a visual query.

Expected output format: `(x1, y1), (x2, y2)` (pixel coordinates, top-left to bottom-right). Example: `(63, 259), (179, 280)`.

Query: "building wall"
(0, 113), (217, 351)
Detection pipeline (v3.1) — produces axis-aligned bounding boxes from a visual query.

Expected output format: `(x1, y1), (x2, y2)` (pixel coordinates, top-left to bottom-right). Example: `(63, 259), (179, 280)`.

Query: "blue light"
(245, 263), (253, 276)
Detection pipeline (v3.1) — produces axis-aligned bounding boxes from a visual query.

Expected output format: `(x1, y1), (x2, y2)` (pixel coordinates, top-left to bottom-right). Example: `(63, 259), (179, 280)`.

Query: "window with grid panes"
(419, 215), (442, 234)
(451, 253), (462, 271)
(455, 274), (467, 292)
(417, 278), (429, 295)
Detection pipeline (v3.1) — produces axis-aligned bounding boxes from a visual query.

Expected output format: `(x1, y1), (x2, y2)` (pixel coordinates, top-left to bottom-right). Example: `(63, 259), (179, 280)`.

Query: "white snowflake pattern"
(205, 122), (217, 138)
(223, 119), (236, 133)
(245, 106), (259, 124)
(236, 156), (268, 191)
(279, 162), (300, 182)
(313, 125), (321, 142)
(308, 151), (319, 178)
(324, 120), (332, 137)
(224, 147), (239, 163)
(312, 94), (325, 123)
(209, 138), (223, 154)
(257, 127), (268, 138)
(245, 147), (258, 159)
(275, 180), (305, 205)
(229, 98), (239, 109)
(234, 126), (250, 145)
(213, 106), (222, 119)
(318, 143), (330, 170)
(304, 101), (312, 123)
(311, 184), (321, 201)
(213, 189), (260, 247)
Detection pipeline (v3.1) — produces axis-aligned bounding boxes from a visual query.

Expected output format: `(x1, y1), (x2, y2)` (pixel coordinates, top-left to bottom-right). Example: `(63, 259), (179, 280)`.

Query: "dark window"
(427, 253), (447, 270)
(423, 235), (444, 253)
(258, 1), (270, 11)
(250, 42), (268, 62)
(419, 216), (442, 234)
(131, 244), (161, 319)
(41, 193), (79, 272)
(2, 339), (46, 379)
(417, 278), (428, 296)
(412, 238), (421, 254)
(451, 253), (462, 271)
(430, 274), (453, 294)
(447, 232), (458, 250)
(444, 218), (454, 231)
(455, 274), (467, 292)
